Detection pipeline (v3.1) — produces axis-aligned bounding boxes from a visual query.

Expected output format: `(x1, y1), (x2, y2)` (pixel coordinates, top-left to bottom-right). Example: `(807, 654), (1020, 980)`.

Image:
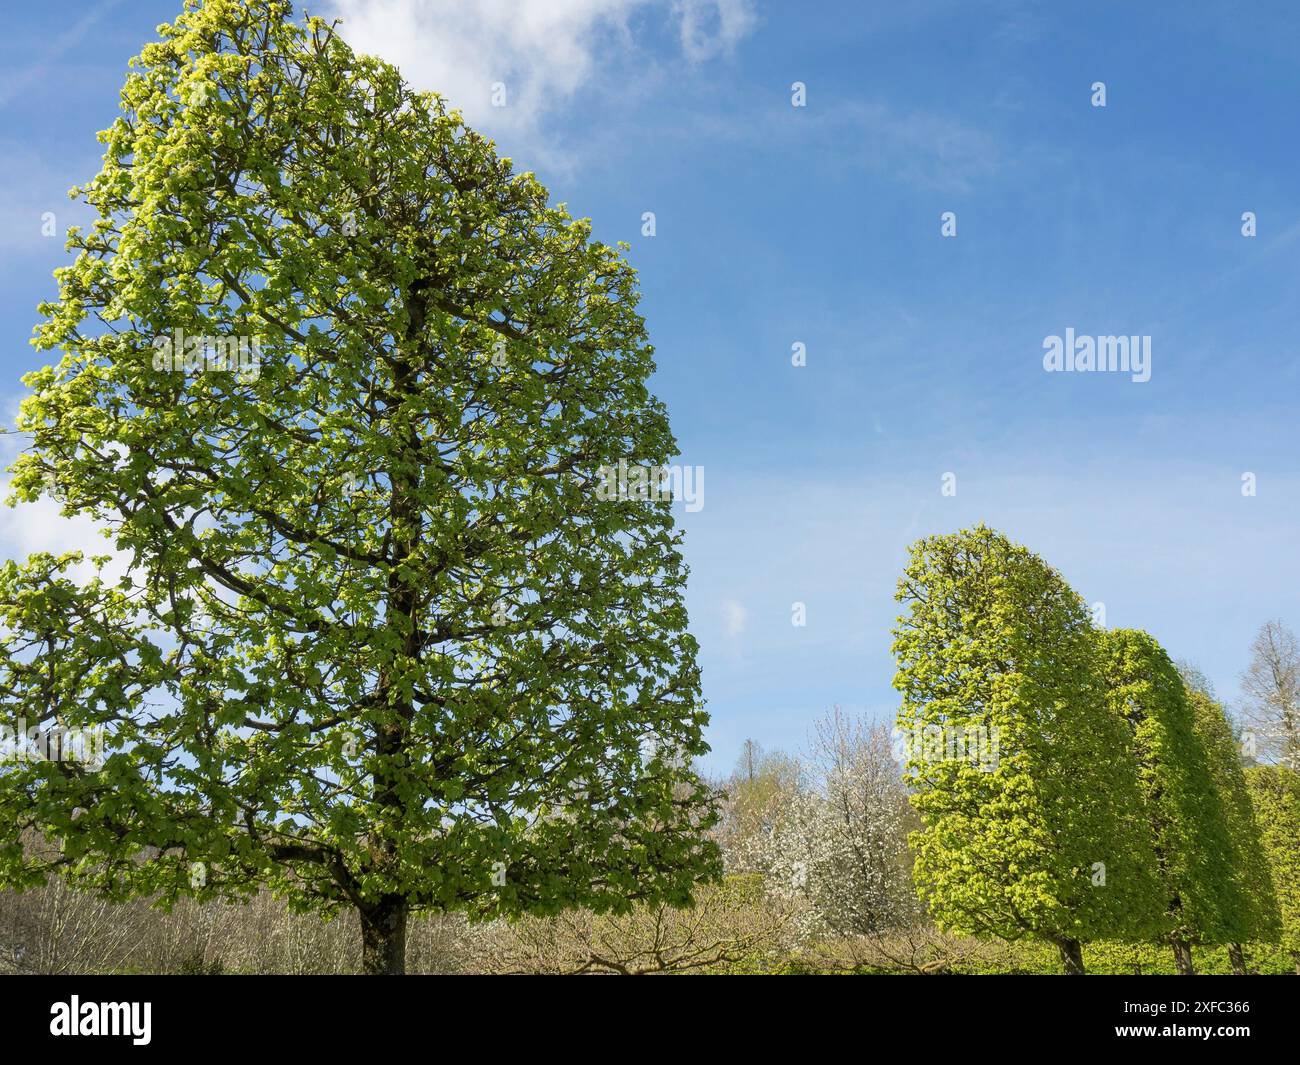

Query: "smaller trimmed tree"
(1181, 676), (1280, 974)
(1098, 631), (1240, 974)
(1244, 767), (1300, 974)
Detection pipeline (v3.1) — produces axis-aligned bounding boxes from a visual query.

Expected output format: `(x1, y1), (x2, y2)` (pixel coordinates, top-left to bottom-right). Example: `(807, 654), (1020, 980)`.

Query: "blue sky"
(2, 1), (1298, 776)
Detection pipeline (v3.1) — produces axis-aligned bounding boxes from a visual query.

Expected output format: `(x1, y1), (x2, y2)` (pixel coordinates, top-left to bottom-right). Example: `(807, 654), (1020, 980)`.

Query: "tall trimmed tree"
(0, 0), (718, 973)
(1098, 631), (1239, 974)
(1243, 767), (1300, 974)
(892, 525), (1161, 974)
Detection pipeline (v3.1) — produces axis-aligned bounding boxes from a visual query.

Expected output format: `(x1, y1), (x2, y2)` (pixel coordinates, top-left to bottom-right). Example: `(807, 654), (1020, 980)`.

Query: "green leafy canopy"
(0, 0), (719, 928)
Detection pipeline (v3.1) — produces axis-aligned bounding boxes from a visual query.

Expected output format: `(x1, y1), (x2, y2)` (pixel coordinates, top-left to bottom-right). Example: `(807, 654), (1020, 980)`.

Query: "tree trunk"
(1292, 950), (1300, 976)
(1228, 942), (1246, 975)
(353, 280), (426, 979)
(359, 897), (408, 975)
(1056, 937), (1085, 975)
(1172, 939), (1195, 975)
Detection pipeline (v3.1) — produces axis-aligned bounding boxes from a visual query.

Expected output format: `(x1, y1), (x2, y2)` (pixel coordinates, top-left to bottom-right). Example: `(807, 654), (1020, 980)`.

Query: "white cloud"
(722, 598), (748, 636)
(673, 0), (757, 62)
(0, 404), (126, 584)
(0, 489), (123, 582)
(324, 0), (756, 168)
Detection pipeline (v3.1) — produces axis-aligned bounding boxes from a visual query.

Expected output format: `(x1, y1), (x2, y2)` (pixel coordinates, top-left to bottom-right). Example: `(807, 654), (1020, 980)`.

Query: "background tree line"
(892, 525), (1300, 975)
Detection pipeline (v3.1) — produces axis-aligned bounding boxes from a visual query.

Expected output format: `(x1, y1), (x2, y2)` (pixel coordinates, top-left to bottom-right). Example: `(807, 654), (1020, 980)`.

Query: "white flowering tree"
(752, 709), (916, 937)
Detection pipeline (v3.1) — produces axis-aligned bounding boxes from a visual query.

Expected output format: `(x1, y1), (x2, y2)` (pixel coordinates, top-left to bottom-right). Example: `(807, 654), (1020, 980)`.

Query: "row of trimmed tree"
(892, 524), (1300, 974)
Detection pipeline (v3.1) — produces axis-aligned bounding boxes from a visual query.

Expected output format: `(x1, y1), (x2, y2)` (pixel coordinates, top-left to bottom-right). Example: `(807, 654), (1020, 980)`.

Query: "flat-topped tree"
(0, 0), (717, 973)
(892, 525), (1162, 974)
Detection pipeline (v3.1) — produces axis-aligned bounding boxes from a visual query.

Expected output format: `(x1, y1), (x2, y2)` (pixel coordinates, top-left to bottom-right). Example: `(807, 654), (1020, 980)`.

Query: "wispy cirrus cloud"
(0, 0), (126, 109)
(783, 100), (1002, 193)
(673, 0), (758, 62)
